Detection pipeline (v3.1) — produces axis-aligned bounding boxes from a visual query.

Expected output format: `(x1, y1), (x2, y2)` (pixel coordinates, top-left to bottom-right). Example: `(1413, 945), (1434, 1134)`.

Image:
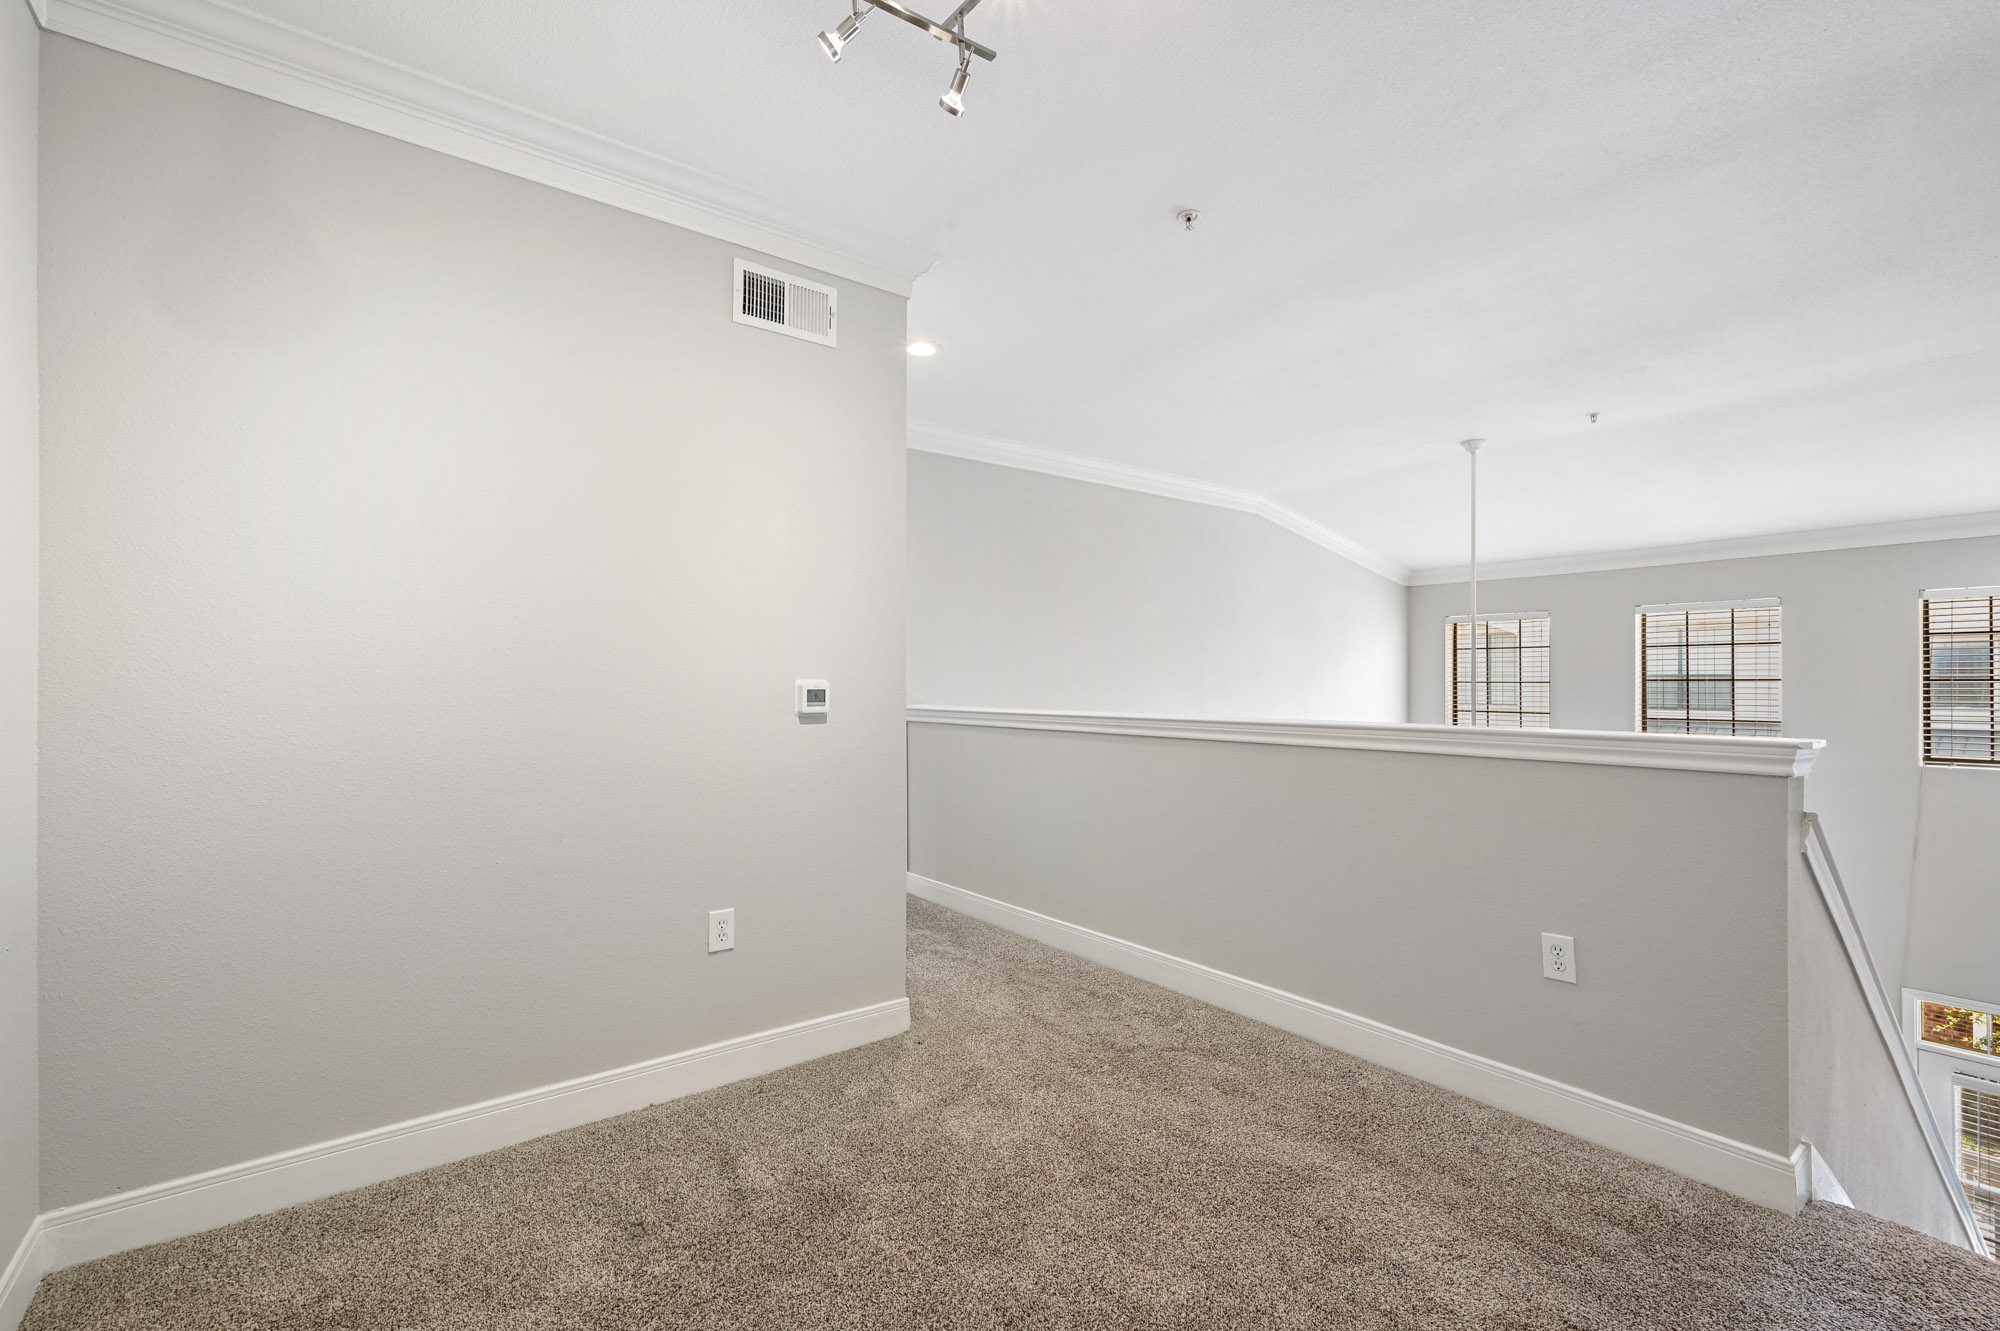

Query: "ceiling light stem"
(1461, 438), (1485, 712)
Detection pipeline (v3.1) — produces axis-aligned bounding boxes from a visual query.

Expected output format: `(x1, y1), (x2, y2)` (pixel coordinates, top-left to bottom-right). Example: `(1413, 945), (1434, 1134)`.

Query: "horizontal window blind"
(1923, 592), (2000, 767)
(1448, 615), (1551, 728)
(1959, 1084), (2000, 1253)
(1636, 602), (1781, 737)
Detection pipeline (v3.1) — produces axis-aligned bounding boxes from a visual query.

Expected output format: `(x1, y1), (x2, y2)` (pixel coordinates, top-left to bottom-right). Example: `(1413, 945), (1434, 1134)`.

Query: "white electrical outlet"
(1542, 933), (1577, 983)
(708, 909), (735, 954)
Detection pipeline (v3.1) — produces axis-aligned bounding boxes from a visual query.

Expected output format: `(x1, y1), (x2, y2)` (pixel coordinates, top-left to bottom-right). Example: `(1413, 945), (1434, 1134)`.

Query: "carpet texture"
(26, 897), (2000, 1329)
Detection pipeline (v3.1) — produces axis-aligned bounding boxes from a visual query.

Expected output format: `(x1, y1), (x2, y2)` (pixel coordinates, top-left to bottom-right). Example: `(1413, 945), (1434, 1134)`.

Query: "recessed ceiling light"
(907, 340), (939, 357)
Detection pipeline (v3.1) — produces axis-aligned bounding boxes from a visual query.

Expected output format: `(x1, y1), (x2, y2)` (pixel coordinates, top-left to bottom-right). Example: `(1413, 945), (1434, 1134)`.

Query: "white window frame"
(1919, 585), (2000, 770)
(1633, 597), (1783, 737)
(1444, 612), (1552, 728)
(1951, 1068), (2000, 1253)
(1908, 987), (2000, 1071)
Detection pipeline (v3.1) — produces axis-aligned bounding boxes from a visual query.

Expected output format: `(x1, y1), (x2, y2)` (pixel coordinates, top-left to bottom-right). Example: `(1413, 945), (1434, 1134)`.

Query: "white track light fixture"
(818, 0), (998, 116)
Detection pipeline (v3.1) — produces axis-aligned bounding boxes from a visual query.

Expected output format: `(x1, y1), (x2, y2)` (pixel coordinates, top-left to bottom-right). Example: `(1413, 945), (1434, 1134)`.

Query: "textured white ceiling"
(215, 0), (2000, 571)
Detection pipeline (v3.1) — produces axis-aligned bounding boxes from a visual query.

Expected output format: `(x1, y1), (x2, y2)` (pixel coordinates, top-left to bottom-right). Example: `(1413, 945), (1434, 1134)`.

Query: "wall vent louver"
(733, 259), (837, 347)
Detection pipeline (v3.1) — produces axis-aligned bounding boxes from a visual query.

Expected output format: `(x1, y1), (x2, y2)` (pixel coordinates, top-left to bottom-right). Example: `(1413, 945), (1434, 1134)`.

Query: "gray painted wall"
(38, 38), (908, 1208)
(909, 722), (1797, 1152)
(908, 451), (1407, 721)
(1407, 535), (2000, 1003)
(2, 0), (40, 1258)
(1905, 766), (2000, 1006)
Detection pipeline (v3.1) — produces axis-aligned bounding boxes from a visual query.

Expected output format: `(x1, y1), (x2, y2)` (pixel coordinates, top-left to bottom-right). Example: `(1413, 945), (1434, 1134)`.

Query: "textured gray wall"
(908, 450), (1407, 721)
(1407, 535), (2000, 1004)
(2, 0), (40, 1255)
(909, 722), (1796, 1152)
(38, 38), (908, 1208)
(1904, 766), (2000, 1005)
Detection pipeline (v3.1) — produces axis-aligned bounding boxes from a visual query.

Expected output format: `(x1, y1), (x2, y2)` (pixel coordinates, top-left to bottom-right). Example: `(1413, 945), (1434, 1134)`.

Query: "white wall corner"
(0, 1215), (44, 1331)
(907, 872), (1801, 1211)
(39, 0), (936, 295)
(32, 998), (908, 1274)
(1406, 510), (2000, 586)
(1801, 1142), (1856, 1208)
(907, 421), (1409, 584)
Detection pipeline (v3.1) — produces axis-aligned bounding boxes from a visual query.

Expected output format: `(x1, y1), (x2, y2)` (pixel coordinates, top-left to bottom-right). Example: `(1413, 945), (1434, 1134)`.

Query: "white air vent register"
(734, 260), (837, 347)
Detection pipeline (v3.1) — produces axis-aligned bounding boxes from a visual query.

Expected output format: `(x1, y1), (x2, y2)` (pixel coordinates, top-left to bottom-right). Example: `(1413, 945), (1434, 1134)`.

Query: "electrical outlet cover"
(1542, 932), (1577, 983)
(709, 908), (735, 954)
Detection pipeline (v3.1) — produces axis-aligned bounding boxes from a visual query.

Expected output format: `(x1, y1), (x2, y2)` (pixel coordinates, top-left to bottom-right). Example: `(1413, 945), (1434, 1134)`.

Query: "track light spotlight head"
(940, 56), (970, 116)
(819, 8), (868, 63)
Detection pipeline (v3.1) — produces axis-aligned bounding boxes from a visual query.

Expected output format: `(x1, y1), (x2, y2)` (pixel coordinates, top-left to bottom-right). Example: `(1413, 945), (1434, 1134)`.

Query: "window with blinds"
(1636, 600), (1781, 737)
(1447, 615), (1551, 728)
(1959, 1083), (2000, 1253)
(1923, 589), (2000, 767)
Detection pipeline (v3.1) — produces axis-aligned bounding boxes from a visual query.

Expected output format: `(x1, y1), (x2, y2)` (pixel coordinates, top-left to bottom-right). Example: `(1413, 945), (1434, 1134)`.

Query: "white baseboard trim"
(32, 997), (908, 1277)
(908, 872), (1800, 1212)
(0, 1216), (43, 1331)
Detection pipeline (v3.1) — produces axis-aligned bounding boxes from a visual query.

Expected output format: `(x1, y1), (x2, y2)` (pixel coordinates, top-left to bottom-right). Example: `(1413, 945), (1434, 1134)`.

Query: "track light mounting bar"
(867, 0), (998, 62)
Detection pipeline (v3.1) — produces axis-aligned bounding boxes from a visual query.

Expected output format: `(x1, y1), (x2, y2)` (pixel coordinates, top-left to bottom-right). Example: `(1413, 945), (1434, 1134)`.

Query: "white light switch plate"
(1542, 933), (1577, 983)
(709, 909), (735, 954)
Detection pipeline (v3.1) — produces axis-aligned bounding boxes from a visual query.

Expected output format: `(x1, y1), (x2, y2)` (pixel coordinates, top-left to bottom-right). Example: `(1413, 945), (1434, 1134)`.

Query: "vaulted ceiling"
(92, 0), (2000, 573)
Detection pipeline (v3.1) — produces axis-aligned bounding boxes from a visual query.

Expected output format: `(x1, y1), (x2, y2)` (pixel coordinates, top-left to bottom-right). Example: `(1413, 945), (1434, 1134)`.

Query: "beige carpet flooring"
(26, 897), (2000, 1329)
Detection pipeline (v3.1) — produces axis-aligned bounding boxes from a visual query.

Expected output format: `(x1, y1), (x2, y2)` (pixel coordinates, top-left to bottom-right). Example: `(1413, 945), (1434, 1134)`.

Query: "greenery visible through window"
(1923, 592), (2000, 766)
(1637, 601), (1781, 737)
(1448, 616), (1551, 728)
(1923, 1002), (2000, 1058)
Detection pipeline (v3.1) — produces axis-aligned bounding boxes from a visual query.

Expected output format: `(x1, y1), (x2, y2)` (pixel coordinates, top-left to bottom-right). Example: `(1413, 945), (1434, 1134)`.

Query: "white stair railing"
(1800, 812), (1986, 1255)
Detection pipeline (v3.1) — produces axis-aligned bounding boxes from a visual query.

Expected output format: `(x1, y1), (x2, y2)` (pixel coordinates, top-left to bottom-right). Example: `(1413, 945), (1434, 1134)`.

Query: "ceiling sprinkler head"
(1176, 209), (1200, 232)
(1588, 411), (1599, 424)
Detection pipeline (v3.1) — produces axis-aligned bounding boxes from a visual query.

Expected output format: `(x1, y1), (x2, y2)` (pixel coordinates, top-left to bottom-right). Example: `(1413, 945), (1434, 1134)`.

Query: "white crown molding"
(907, 874), (1801, 1211)
(41, 0), (937, 296)
(32, 997), (908, 1274)
(907, 704), (1824, 777)
(908, 421), (1409, 583)
(26, 0), (50, 30)
(1406, 510), (2000, 586)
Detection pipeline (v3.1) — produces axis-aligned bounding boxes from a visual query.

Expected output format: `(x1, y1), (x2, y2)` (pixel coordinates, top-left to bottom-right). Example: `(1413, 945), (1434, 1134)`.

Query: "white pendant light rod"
(1462, 438), (1484, 622)
(1461, 438), (1485, 720)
